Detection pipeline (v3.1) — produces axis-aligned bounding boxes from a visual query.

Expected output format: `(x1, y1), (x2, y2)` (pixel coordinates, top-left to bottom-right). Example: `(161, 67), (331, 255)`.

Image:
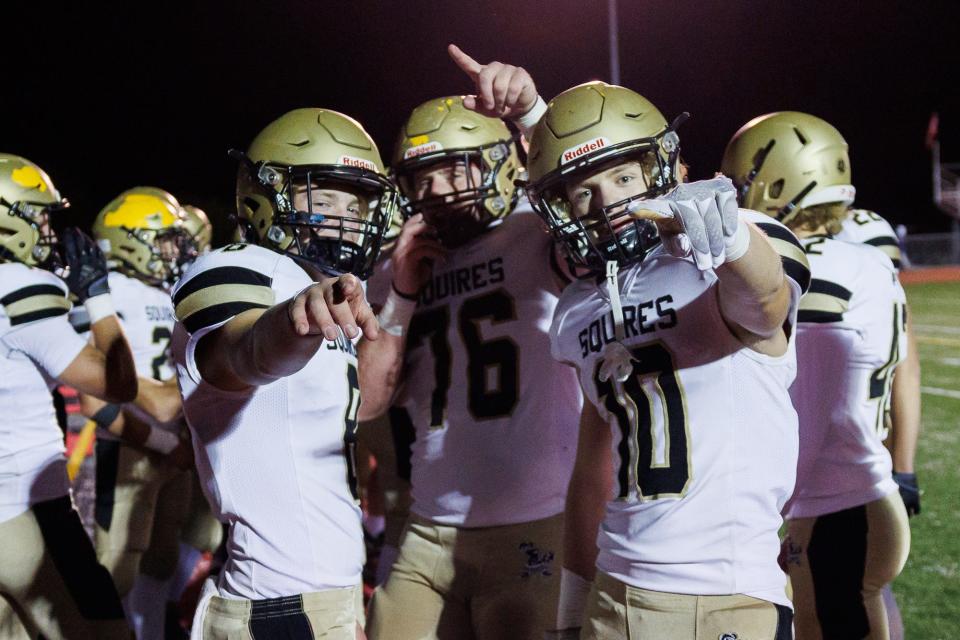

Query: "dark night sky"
(5, 1), (958, 244)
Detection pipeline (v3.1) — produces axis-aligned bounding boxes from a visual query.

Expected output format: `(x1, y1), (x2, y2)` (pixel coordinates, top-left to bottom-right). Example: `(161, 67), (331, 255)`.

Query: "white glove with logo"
(628, 176), (749, 271)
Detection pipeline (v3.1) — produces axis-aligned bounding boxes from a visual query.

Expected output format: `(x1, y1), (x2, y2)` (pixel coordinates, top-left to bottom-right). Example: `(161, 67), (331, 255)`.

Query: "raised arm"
(632, 181), (792, 355)
(357, 214), (445, 420)
(56, 228), (137, 403)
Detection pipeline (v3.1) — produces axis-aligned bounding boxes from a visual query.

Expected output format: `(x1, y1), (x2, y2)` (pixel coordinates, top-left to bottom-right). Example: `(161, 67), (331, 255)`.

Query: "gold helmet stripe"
(102, 194), (180, 229)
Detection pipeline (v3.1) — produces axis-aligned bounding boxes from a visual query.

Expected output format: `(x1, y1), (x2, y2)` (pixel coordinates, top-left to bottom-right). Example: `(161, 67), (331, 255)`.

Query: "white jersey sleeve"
(172, 243), (281, 384)
(171, 242), (364, 599)
(371, 207), (582, 528)
(788, 236), (903, 518)
(835, 209), (902, 270)
(550, 244), (798, 607)
(0, 263), (80, 520)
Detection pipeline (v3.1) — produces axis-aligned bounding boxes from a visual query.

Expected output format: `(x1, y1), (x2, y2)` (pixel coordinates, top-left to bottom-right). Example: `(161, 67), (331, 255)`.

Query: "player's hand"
(628, 177), (744, 271)
(893, 471), (921, 516)
(60, 227), (110, 302)
(287, 274), (379, 342)
(544, 629), (581, 640)
(448, 44), (539, 119)
(392, 213), (446, 298)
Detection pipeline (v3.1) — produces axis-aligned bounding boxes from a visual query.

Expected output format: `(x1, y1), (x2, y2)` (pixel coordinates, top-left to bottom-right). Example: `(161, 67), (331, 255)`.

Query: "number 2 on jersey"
(406, 289), (519, 428)
(593, 342), (691, 501)
(150, 326), (172, 380)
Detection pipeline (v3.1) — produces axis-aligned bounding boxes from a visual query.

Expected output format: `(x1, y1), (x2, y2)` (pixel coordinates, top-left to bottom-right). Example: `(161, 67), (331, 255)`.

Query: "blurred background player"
(722, 112), (912, 640)
(178, 205), (214, 270)
(167, 202), (225, 637)
(0, 153), (137, 638)
(172, 108), (398, 638)
(364, 55), (583, 638)
(522, 78), (810, 639)
(77, 186), (193, 638)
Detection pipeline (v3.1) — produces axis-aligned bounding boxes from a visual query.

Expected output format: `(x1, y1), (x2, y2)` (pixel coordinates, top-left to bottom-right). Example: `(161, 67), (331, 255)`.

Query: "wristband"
(84, 293), (115, 324)
(513, 95), (547, 138)
(378, 287), (417, 337)
(143, 427), (180, 455)
(556, 568), (592, 630)
(724, 223), (751, 263)
(91, 403), (122, 429)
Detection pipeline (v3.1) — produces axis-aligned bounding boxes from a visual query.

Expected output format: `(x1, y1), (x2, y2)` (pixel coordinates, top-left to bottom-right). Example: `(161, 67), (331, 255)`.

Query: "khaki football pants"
(785, 491), (910, 640)
(366, 513), (563, 640)
(0, 496), (130, 639)
(199, 586), (363, 640)
(582, 571), (793, 640)
(179, 471), (223, 554)
(94, 440), (192, 596)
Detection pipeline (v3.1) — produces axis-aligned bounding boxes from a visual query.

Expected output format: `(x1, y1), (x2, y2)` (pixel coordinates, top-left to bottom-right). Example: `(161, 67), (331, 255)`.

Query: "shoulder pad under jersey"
(172, 243), (280, 334)
(837, 209), (901, 270)
(0, 262), (71, 329)
(741, 209), (811, 295)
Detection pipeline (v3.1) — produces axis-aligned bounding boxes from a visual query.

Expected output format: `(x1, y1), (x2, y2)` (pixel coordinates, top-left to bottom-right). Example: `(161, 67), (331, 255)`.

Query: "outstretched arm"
(448, 44), (546, 141)
(197, 274), (379, 391)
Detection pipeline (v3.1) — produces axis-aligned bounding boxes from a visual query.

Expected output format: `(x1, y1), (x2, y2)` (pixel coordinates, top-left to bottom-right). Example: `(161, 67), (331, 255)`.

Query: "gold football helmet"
(720, 111), (855, 225)
(0, 154), (69, 266)
(92, 186), (184, 285)
(233, 108), (397, 279)
(525, 82), (687, 272)
(180, 204), (213, 259)
(392, 96), (522, 247)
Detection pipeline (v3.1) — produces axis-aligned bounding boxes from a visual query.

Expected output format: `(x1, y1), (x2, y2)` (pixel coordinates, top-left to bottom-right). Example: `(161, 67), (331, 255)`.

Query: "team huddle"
(0, 46), (921, 640)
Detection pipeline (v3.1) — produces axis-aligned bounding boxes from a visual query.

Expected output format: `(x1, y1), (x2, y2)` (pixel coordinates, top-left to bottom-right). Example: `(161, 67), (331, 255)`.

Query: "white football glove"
(629, 176), (749, 271)
(598, 342), (635, 383)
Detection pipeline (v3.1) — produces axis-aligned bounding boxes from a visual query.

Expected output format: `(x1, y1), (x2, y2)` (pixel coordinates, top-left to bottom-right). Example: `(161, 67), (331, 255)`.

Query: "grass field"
(894, 280), (960, 639)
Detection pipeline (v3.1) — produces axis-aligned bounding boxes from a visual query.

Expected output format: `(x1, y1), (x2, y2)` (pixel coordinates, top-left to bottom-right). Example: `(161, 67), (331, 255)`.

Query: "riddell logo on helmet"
(561, 137), (611, 164)
(404, 141), (444, 159)
(339, 155), (376, 171)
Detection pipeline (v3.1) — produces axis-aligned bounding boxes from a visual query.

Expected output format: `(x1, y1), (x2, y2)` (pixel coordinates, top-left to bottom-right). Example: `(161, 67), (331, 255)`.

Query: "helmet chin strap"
(598, 260), (635, 384)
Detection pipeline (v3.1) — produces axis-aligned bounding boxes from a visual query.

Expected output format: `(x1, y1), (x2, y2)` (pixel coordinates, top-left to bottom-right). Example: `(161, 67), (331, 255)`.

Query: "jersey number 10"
(594, 343), (691, 501)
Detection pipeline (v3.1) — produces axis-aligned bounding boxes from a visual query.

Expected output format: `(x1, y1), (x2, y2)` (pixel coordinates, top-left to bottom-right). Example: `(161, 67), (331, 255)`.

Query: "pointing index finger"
(448, 44), (482, 79)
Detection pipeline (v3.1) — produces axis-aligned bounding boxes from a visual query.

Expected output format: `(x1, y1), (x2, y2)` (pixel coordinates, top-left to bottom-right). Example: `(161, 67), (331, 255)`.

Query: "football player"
(511, 65), (810, 638)
(721, 112), (911, 640)
(179, 204), (214, 268)
(836, 208), (921, 524)
(0, 153), (136, 638)
(76, 186), (193, 636)
(171, 108), (397, 638)
(364, 50), (583, 639)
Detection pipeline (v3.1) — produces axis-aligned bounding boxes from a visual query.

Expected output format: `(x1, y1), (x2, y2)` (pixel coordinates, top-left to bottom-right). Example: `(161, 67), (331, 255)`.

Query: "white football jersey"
(0, 262), (87, 522)
(787, 236), (904, 519)
(367, 207), (582, 528)
(172, 243), (363, 599)
(550, 212), (808, 606)
(72, 271), (178, 435)
(835, 209), (901, 270)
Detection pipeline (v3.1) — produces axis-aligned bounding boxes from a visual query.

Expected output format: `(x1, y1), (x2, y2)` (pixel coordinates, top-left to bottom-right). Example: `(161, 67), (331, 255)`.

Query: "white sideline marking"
(939, 357), (960, 367)
(921, 386), (960, 400)
(915, 324), (960, 335)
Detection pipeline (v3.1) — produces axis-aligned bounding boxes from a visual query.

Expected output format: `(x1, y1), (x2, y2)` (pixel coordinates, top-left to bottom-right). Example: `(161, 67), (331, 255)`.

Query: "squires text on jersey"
(419, 257), (505, 306)
(146, 305), (175, 322)
(577, 295), (677, 358)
